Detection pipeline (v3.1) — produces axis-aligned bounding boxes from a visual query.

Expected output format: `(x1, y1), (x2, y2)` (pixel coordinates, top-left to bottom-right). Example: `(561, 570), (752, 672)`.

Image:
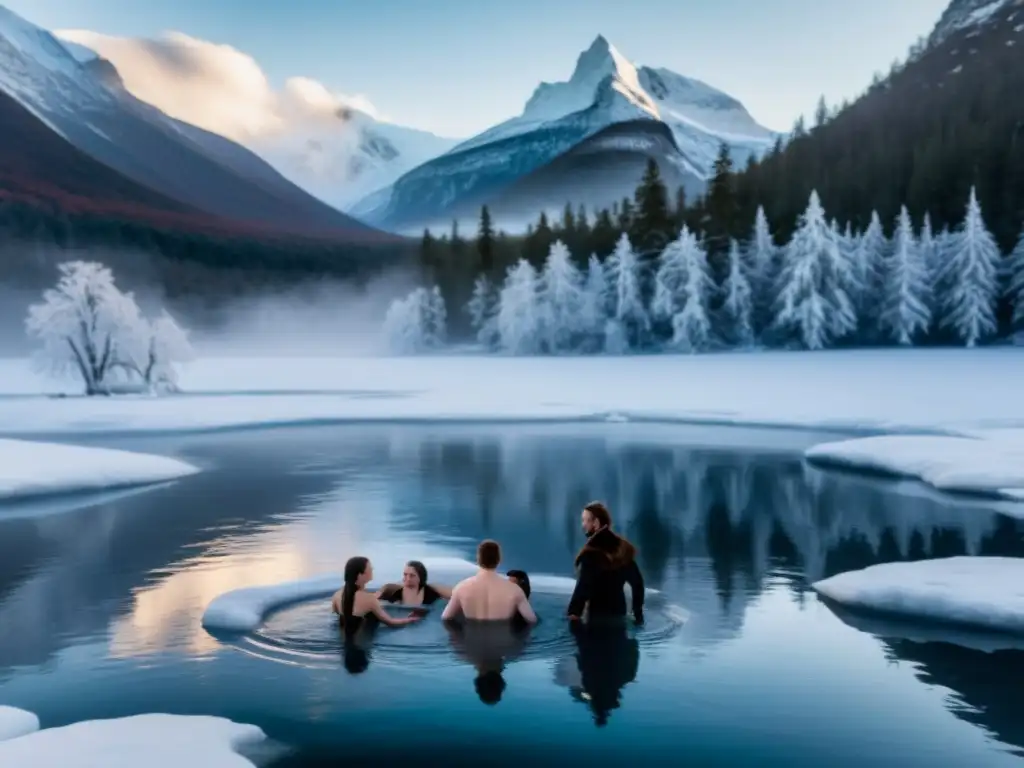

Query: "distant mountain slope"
(730, 0), (1024, 248)
(0, 6), (377, 237)
(0, 85), (406, 245)
(355, 35), (777, 233)
(488, 120), (703, 226)
(56, 28), (460, 213)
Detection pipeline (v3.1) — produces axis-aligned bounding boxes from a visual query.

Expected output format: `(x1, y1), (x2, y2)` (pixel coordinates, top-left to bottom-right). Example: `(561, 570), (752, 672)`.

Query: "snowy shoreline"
(1, 349), (1023, 437)
(0, 439), (200, 502)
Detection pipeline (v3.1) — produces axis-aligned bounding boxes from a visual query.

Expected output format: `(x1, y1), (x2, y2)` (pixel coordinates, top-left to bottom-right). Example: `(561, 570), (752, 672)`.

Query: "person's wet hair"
(507, 569), (531, 599)
(474, 669), (506, 705)
(477, 539), (501, 569)
(406, 560), (428, 588)
(340, 556), (369, 635)
(584, 501), (612, 528)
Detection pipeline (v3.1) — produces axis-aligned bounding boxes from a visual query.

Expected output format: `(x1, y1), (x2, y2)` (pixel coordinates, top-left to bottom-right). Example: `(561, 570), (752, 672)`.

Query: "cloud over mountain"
(56, 29), (382, 141)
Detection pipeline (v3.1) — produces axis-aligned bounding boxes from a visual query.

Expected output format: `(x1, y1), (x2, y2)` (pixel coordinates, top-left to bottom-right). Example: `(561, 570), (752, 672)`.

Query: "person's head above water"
(345, 556), (373, 587)
(582, 501), (612, 537)
(506, 569), (531, 599)
(340, 556), (373, 626)
(403, 560), (428, 592)
(477, 539), (501, 570)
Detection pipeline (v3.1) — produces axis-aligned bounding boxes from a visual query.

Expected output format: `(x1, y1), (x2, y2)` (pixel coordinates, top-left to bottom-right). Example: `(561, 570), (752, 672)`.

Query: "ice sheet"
(812, 557), (1024, 635)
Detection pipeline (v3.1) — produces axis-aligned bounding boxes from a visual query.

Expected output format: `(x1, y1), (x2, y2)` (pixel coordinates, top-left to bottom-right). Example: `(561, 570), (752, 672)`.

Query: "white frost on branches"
(383, 285), (447, 353)
(24, 260), (193, 395)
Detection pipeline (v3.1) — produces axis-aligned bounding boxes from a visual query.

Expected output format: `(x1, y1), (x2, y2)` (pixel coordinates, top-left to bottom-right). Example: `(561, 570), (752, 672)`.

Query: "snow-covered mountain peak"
(0, 5), (81, 75)
(448, 34), (774, 160)
(519, 34), (650, 128)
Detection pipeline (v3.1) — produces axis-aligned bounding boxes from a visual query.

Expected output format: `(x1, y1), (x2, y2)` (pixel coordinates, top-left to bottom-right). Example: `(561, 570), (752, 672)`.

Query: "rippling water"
(1, 423), (1024, 766)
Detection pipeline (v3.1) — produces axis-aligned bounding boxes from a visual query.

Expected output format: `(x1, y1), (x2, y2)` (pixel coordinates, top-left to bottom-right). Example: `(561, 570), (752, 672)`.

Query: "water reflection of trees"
(387, 429), (1024, 588)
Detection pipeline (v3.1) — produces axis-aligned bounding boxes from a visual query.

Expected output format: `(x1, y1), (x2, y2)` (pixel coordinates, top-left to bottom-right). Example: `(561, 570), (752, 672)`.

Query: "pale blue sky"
(10, 0), (950, 137)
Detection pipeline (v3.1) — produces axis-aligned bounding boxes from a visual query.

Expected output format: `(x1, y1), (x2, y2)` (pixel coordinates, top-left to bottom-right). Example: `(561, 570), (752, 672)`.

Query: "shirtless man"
(441, 540), (537, 624)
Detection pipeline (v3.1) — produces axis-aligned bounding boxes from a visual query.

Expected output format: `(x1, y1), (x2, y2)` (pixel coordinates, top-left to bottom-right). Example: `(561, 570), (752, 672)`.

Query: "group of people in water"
(331, 500), (645, 630)
(329, 501), (646, 720)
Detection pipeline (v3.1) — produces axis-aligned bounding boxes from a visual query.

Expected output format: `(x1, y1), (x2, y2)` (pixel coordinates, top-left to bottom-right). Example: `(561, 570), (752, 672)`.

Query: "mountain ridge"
(354, 34), (777, 233)
(0, 6), (380, 238)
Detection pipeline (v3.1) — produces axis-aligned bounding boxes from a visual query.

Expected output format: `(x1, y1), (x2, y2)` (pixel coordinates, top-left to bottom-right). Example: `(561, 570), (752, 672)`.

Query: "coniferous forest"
(393, 8), (1024, 353)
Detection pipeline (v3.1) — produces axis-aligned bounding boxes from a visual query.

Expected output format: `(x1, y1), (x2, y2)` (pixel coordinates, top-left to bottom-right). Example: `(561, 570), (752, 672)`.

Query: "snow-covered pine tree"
(878, 206), (931, 345)
(423, 285), (447, 344)
(772, 190), (856, 350)
(720, 238), (754, 346)
(382, 285), (447, 353)
(745, 206), (779, 337)
(496, 259), (543, 354)
(538, 239), (584, 353)
(918, 213), (941, 322)
(651, 226), (714, 351)
(603, 233), (650, 351)
(465, 274), (499, 348)
(578, 254), (609, 352)
(852, 211), (887, 336)
(670, 230), (715, 352)
(651, 231), (686, 324)
(1005, 225), (1024, 331)
(938, 186), (1001, 347)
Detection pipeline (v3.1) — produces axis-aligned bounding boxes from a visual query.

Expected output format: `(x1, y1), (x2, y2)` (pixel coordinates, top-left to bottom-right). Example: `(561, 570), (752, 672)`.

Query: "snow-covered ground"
(812, 557), (1024, 636)
(0, 712), (266, 767)
(0, 438), (199, 501)
(0, 706), (39, 742)
(805, 434), (1024, 500)
(1, 349), (1023, 435)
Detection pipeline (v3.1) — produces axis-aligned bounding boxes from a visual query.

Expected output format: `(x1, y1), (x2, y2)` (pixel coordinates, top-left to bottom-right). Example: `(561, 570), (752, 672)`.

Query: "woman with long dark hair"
(375, 560), (453, 606)
(331, 556), (423, 633)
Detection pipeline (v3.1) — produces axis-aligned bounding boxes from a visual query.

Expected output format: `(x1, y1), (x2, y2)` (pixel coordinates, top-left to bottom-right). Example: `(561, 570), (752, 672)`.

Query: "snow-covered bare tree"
(496, 259), (543, 354)
(720, 238), (754, 347)
(25, 260), (144, 395)
(117, 310), (195, 391)
(465, 274), (498, 348)
(578, 254), (609, 352)
(745, 206), (779, 336)
(603, 233), (650, 350)
(878, 206), (931, 345)
(1005, 225), (1024, 331)
(773, 190), (856, 350)
(937, 186), (1001, 347)
(382, 285), (447, 353)
(538, 239), (584, 353)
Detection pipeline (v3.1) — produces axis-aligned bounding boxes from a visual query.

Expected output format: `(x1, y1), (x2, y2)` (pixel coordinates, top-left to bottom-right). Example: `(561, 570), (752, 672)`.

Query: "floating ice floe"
(0, 713), (265, 767)
(0, 438), (200, 502)
(804, 433), (1024, 500)
(812, 557), (1024, 636)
